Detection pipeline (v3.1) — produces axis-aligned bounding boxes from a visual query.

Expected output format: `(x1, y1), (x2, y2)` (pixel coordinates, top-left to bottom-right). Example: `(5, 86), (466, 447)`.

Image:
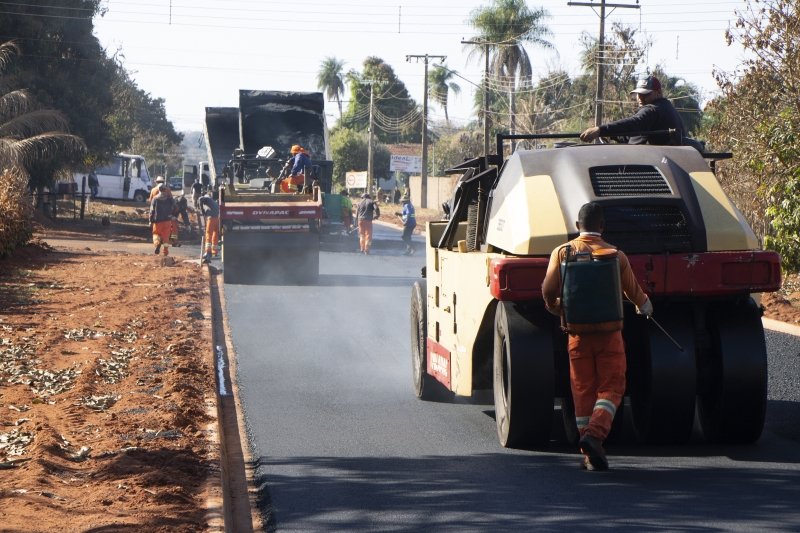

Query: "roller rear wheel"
(698, 301), (767, 443)
(627, 310), (696, 444)
(493, 302), (554, 449)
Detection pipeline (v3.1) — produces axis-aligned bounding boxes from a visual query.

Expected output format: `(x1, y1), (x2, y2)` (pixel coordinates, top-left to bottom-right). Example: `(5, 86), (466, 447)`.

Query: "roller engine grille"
(590, 165), (671, 196)
(603, 205), (693, 254)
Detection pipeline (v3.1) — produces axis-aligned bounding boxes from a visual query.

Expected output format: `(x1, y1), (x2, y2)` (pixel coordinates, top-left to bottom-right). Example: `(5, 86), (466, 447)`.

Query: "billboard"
(390, 155), (422, 173)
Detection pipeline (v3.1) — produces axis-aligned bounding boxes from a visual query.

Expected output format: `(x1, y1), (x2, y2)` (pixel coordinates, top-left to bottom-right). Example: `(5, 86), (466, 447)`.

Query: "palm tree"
(429, 65), (462, 125)
(0, 40), (85, 224)
(317, 57), (346, 119)
(468, 0), (553, 138)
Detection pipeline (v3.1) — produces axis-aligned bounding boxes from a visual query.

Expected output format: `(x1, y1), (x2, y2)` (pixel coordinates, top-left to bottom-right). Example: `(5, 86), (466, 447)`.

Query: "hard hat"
(155, 176), (165, 183)
(290, 145), (302, 154)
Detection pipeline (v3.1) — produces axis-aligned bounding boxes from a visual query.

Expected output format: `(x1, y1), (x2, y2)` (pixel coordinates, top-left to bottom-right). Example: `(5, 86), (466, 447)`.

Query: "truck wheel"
(628, 311), (696, 444)
(698, 301), (767, 443)
(133, 190), (146, 203)
(493, 302), (554, 449)
(410, 281), (448, 400)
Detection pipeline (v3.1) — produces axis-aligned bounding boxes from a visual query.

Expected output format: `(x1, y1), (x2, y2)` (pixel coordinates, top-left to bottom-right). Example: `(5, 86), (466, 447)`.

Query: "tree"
(317, 57), (347, 119)
(330, 127), (390, 192)
(429, 65), (462, 125)
(468, 0), (553, 137)
(0, 1), (116, 161)
(340, 57), (420, 144)
(0, 41), (86, 251)
(705, 0), (800, 268)
(104, 58), (182, 177)
(430, 128), (485, 176)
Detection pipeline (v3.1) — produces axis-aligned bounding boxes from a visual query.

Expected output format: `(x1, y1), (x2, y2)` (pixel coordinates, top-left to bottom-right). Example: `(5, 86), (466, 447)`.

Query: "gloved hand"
(636, 297), (653, 317)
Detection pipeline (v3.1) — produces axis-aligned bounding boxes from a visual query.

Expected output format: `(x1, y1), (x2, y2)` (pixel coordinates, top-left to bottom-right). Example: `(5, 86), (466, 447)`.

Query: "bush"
(0, 169), (33, 257)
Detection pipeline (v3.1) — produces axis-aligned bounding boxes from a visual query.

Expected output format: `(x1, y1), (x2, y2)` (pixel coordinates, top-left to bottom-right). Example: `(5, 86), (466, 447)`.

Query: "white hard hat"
(155, 176), (165, 183)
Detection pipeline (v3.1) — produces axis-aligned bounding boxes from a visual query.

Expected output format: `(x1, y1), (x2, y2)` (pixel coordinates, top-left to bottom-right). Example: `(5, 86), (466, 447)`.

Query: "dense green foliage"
(340, 57), (421, 144)
(704, 0), (800, 269)
(329, 127), (390, 191)
(0, 1), (181, 184)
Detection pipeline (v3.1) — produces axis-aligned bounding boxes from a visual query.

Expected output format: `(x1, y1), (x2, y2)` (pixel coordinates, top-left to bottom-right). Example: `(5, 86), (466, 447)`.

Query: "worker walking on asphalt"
(356, 192), (380, 255)
(395, 194), (416, 255)
(199, 190), (220, 262)
(149, 184), (176, 256)
(541, 202), (652, 471)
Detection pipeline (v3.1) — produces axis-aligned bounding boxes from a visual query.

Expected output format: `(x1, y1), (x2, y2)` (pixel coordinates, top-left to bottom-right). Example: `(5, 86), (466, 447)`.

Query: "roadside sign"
(390, 155), (422, 173)
(346, 171), (368, 188)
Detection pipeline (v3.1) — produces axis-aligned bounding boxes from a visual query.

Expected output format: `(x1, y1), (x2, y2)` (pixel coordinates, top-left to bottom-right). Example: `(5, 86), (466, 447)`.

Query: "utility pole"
(407, 53), (446, 209)
(568, 0), (639, 127)
(462, 39), (491, 157)
(362, 79), (380, 197)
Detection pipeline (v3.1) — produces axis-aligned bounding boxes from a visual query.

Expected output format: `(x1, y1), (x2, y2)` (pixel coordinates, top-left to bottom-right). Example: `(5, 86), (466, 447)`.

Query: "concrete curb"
(762, 317), (800, 337)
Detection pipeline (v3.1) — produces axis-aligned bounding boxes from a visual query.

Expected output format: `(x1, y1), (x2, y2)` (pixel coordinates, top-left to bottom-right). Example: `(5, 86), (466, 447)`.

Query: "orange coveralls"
(204, 216), (219, 257)
(541, 234), (648, 442)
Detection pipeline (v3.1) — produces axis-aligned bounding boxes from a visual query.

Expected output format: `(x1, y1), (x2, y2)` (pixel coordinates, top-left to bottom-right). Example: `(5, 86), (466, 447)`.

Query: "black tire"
(493, 302), (554, 449)
(698, 300), (767, 443)
(560, 393), (580, 446)
(133, 190), (147, 203)
(627, 310), (696, 444)
(410, 281), (448, 400)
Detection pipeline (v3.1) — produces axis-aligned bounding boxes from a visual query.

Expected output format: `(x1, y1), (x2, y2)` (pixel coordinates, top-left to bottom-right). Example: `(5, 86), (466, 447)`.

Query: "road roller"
(410, 133), (782, 448)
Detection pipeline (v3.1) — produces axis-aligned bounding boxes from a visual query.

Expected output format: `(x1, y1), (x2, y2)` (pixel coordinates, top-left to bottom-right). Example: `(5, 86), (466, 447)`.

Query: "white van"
(74, 153), (152, 202)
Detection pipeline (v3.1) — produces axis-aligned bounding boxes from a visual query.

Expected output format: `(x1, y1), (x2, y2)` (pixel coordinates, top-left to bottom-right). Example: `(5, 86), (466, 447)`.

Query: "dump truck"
(410, 133), (782, 448)
(204, 90), (335, 284)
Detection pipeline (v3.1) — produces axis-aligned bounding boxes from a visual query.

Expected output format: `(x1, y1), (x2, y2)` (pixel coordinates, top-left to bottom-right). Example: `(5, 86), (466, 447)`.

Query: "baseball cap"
(630, 75), (662, 95)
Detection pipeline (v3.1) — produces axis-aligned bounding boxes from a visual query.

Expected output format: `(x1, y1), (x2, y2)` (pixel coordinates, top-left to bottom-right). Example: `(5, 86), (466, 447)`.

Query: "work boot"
(154, 243), (161, 255)
(579, 435), (609, 471)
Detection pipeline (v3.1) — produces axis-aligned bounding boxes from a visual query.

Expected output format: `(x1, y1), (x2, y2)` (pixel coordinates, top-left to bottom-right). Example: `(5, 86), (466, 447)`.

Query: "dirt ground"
(0, 203), (218, 532)
(0, 199), (798, 532)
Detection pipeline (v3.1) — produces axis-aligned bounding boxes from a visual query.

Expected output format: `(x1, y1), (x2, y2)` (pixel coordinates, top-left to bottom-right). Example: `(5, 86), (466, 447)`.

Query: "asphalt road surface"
(224, 230), (800, 532)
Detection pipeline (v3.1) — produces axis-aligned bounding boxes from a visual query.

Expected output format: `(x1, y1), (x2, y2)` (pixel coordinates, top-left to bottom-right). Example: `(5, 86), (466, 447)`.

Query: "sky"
(93, 0), (752, 133)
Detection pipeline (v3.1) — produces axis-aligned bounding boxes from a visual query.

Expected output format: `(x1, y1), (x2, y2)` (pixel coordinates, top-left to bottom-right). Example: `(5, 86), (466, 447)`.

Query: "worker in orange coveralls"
(149, 184), (176, 256)
(198, 190), (220, 262)
(149, 176), (179, 245)
(541, 202), (652, 471)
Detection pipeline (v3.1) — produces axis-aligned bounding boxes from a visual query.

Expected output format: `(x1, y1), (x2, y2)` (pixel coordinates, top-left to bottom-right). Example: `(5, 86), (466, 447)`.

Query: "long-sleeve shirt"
(290, 152), (312, 175)
(541, 233), (647, 332)
(598, 97), (685, 145)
